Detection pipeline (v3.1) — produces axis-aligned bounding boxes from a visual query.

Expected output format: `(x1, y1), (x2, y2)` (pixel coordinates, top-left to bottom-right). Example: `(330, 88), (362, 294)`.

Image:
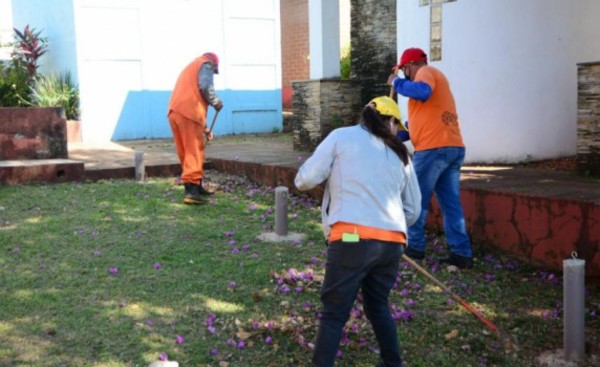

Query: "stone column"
(292, 0), (397, 152)
(350, 0), (397, 103)
(292, 79), (362, 151)
(577, 62), (600, 176)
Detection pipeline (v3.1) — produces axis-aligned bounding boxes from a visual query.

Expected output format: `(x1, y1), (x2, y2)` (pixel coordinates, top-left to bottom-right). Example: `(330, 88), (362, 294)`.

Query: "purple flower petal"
(159, 352), (168, 361)
(153, 262), (161, 270)
(176, 335), (184, 344)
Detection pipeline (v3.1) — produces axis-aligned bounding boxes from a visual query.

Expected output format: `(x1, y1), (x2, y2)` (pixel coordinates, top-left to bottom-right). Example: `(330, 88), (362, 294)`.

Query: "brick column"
(577, 62), (600, 176)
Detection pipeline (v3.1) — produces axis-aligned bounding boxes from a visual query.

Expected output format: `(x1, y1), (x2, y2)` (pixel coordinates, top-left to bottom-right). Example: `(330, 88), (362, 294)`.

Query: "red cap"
(203, 52), (219, 74)
(393, 48), (427, 70)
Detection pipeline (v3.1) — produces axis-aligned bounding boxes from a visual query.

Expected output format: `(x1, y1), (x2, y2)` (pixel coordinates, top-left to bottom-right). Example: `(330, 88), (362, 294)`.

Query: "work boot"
(197, 179), (214, 196)
(438, 253), (474, 269)
(403, 245), (425, 260)
(183, 183), (207, 205)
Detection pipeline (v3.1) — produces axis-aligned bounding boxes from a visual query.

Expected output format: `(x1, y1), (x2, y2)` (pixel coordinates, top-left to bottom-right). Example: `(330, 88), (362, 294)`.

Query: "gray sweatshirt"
(198, 62), (221, 107)
(294, 124), (421, 239)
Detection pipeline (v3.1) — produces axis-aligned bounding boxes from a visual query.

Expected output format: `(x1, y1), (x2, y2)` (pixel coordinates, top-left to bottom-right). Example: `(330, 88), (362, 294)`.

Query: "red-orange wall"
(280, 0), (310, 111)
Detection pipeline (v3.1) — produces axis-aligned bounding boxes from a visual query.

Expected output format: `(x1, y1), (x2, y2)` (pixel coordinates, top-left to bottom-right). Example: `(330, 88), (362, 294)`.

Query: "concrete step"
(0, 159), (84, 185)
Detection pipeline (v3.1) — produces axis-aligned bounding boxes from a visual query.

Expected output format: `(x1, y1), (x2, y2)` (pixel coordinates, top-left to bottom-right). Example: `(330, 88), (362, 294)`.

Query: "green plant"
(0, 25), (48, 106)
(27, 71), (80, 120)
(340, 44), (351, 79)
(12, 24), (48, 81)
(0, 60), (30, 107)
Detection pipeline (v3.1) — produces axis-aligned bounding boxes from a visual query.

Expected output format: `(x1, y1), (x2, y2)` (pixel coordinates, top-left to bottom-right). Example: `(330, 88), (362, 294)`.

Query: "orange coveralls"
(167, 55), (211, 185)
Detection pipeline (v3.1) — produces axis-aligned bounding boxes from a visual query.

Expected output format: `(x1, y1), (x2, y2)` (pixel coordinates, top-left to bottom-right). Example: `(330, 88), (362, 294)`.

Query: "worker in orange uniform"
(168, 52), (224, 204)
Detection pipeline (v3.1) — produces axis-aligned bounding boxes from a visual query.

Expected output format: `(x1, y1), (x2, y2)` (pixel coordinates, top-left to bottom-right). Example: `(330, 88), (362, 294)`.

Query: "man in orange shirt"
(168, 52), (223, 204)
(387, 47), (473, 269)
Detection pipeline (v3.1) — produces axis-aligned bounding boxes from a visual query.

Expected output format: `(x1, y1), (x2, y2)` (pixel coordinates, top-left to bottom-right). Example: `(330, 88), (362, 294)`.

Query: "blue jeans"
(407, 147), (472, 257)
(312, 240), (403, 367)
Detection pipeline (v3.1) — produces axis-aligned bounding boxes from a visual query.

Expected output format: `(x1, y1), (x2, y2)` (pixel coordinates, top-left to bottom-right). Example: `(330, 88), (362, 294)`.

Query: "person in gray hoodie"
(295, 96), (421, 367)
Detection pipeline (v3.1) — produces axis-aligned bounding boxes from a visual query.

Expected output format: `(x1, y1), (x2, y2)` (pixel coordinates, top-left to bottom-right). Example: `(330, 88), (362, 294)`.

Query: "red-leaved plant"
(12, 24), (48, 81)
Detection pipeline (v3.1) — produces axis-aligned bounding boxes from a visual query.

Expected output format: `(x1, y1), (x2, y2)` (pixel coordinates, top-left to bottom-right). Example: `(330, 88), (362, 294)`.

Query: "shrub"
(0, 60), (31, 107)
(0, 25), (48, 106)
(28, 71), (80, 120)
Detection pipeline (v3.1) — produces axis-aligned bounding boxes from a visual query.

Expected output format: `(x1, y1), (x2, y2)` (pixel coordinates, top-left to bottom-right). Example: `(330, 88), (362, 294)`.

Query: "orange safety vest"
(168, 55), (210, 124)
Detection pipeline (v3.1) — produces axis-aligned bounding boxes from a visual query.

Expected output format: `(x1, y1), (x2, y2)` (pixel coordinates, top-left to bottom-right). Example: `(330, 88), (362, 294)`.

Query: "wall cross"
(419, 0), (457, 61)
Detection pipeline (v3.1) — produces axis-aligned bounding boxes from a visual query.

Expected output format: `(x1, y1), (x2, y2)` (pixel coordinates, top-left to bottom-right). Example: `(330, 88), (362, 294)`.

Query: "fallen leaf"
(445, 329), (459, 339)
(236, 329), (254, 340)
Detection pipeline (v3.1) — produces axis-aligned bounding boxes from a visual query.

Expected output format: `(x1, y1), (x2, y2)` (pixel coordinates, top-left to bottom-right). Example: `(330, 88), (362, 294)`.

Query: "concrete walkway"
(68, 136), (600, 204)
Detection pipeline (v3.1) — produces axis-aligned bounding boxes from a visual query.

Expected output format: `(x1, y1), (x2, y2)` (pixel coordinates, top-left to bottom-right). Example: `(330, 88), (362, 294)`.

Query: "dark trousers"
(312, 240), (404, 367)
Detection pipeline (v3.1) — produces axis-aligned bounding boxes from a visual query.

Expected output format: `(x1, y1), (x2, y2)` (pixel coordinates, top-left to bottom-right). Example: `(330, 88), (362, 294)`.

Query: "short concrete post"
(135, 151), (145, 181)
(563, 253), (586, 361)
(275, 186), (288, 236)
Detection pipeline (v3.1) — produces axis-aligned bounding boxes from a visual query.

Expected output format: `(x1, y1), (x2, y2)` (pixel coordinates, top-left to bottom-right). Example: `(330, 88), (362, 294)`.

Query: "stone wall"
(0, 107), (68, 160)
(577, 62), (600, 176)
(350, 0), (397, 103)
(291, 79), (362, 151)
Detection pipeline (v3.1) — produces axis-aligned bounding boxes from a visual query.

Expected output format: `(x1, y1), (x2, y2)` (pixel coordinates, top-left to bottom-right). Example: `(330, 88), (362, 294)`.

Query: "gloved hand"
(214, 100), (223, 111)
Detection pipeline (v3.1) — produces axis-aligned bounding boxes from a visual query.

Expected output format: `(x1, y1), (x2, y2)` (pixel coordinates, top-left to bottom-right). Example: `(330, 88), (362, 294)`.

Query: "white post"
(135, 151), (145, 181)
(308, 0), (341, 79)
(275, 186), (288, 236)
(563, 252), (586, 361)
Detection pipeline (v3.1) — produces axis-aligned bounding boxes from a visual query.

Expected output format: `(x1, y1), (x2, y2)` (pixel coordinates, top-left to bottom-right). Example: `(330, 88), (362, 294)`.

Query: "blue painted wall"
(111, 89), (282, 141)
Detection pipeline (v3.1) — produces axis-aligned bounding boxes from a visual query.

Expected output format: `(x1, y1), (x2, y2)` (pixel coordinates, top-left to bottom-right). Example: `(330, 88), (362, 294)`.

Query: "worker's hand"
(387, 73), (397, 87)
(214, 100), (223, 111)
(204, 128), (214, 141)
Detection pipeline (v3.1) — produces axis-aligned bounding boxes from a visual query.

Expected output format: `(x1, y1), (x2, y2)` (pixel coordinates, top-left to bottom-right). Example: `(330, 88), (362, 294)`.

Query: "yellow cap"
(368, 96), (407, 131)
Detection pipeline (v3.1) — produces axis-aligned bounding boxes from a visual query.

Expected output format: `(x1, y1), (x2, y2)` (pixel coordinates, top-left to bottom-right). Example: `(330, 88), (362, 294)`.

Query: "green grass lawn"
(0, 172), (598, 366)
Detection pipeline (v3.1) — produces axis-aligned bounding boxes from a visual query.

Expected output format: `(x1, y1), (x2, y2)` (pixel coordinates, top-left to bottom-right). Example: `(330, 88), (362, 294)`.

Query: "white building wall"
(10, 0), (282, 142)
(0, 0), (13, 60)
(397, 0), (600, 163)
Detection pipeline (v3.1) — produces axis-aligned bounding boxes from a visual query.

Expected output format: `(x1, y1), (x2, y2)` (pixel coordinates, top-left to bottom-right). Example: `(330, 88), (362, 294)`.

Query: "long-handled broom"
(204, 110), (220, 145)
(401, 254), (501, 336)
